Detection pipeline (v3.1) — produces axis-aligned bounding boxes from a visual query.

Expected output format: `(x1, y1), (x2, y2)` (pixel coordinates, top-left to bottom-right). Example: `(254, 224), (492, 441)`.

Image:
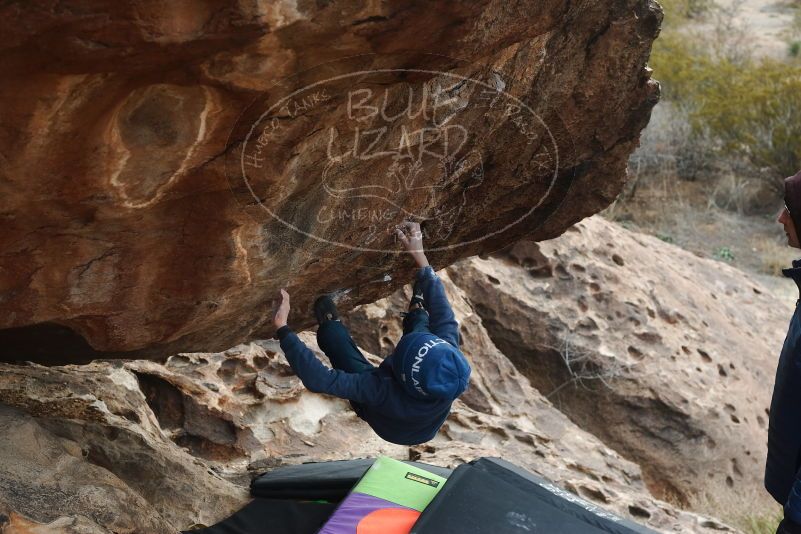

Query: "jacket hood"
(391, 332), (470, 400)
(785, 170), (801, 241)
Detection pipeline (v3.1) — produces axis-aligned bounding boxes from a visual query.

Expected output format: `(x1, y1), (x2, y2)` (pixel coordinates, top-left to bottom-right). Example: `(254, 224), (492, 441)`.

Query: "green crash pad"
(318, 456), (446, 534)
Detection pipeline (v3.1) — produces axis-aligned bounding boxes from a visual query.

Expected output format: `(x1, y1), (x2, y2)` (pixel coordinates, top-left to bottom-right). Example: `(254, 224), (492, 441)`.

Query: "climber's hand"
(395, 221), (430, 268)
(274, 289), (290, 329)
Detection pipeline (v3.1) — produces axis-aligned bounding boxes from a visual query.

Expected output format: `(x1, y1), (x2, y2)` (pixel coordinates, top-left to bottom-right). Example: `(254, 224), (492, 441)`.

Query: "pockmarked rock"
(0, 363), (249, 532)
(447, 215), (790, 521)
(0, 0), (661, 361)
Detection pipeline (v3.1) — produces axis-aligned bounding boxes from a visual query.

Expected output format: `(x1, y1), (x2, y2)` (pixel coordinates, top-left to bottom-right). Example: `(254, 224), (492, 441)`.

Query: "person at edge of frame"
(768, 169), (801, 534)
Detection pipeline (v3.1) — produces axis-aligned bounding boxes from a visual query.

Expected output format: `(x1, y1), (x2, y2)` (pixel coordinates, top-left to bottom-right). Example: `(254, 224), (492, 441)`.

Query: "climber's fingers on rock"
(275, 289), (290, 314)
(400, 220), (421, 233)
(395, 227), (410, 246)
(273, 289), (290, 329)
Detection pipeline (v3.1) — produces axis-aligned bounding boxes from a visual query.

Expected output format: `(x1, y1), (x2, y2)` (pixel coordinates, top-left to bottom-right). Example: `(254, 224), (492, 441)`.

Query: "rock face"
(0, 263), (737, 533)
(0, 363), (249, 533)
(447, 215), (792, 519)
(0, 0), (660, 361)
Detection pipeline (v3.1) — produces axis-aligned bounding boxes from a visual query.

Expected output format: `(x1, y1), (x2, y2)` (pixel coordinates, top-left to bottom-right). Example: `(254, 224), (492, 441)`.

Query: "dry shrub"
(742, 513), (782, 534)
(651, 4), (801, 195)
(707, 173), (767, 215)
(629, 102), (710, 185)
(760, 238), (795, 276)
(657, 0), (714, 26)
(692, 61), (801, 194)
(688, 486), (781, 534)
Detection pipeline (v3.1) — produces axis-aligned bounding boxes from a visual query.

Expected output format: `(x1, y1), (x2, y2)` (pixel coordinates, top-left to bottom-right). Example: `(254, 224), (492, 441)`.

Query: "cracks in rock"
(73, 249), (117, 279)
(583, 11), (616, 60)
(351, 15), (390, 26)
(133, 371), (243, 462)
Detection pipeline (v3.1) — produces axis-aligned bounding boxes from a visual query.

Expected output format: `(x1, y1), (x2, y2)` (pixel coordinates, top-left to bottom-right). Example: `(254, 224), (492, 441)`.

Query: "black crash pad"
(250, 458), (452, 501)
(181, 499), (336, 534)
(410, 457), (657, 534)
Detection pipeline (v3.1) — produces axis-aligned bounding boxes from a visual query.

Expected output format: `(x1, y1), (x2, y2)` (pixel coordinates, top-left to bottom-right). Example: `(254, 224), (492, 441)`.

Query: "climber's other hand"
(274, 288), (290, 329)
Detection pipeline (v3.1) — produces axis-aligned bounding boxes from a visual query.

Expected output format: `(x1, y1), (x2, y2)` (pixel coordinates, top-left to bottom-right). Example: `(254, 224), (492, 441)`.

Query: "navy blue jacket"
(767, 259), (801, 522)
(277, 266), (462, 445)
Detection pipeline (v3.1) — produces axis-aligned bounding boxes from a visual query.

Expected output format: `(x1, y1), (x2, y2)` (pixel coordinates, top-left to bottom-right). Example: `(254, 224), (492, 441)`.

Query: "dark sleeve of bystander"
(777, 517), (801, 534)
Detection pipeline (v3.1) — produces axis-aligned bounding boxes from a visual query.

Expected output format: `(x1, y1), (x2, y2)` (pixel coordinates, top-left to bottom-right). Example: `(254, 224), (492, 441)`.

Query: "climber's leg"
(402, 306), (431, 335)
(316, 320), (374, 373)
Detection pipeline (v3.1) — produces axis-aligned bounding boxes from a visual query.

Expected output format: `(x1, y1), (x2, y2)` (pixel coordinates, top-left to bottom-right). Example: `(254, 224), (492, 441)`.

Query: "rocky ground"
(1, 215), (788, 533)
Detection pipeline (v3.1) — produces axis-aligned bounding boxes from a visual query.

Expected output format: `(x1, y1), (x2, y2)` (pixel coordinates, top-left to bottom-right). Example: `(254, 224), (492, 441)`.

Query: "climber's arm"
(395, 221), (460, 348)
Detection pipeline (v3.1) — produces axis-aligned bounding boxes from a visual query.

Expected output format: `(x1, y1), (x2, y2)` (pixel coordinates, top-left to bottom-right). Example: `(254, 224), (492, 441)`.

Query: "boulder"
(0, 405), (175, 534)
(447, 215), (790, 519)
(0, 362), (248, 532)
(0, 0), (660, 361)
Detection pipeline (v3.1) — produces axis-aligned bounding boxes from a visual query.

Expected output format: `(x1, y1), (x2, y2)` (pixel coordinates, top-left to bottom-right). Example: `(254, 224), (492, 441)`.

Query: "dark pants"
(316, 305), (431, 373)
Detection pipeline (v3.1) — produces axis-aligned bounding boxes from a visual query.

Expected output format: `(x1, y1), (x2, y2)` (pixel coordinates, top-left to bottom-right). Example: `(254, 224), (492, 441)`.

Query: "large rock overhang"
(0, 0), (661, 361)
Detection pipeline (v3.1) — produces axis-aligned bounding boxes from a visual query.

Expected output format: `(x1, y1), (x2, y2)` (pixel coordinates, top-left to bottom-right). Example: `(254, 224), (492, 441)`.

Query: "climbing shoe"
(314, 295), (339, 325)
(409, 290), (425, 311)
(401, 292), (426, 318)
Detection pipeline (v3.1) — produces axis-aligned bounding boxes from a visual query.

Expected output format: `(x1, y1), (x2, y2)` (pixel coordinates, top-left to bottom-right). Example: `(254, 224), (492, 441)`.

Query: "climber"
(767, 169), (801, 534)
(272, 221), (471, 445)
